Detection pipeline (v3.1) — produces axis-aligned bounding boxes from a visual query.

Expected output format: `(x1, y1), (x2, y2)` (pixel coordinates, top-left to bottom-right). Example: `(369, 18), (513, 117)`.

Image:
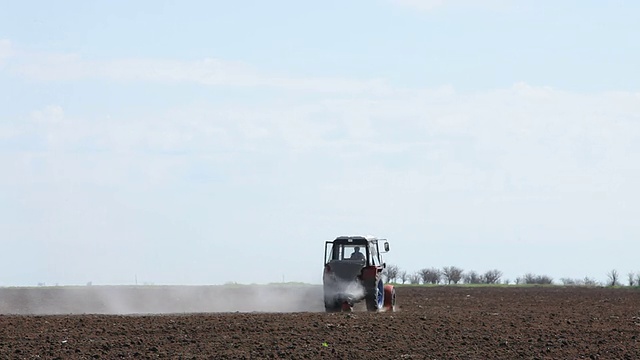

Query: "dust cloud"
(322, 279), (366, 303)
(0, 285), (325, 315)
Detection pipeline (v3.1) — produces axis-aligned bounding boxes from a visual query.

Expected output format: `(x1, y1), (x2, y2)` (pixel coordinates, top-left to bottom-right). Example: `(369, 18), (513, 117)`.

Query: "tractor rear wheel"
(324, 300), (341, 312)
(365, 279), (384, 312)
(383, 285), (396, 311)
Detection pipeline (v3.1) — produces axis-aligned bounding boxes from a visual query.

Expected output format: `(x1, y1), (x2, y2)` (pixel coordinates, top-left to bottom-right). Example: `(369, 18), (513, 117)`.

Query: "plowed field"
(1, 285), (639, 359)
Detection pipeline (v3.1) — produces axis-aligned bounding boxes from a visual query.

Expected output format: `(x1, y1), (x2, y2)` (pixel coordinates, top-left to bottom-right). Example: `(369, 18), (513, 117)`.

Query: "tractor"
(322, 235), (396, 312)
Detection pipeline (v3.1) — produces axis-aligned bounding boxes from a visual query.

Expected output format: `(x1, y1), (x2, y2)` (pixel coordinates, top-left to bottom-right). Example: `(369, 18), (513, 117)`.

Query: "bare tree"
(583, 277), (599, 286)
(383, 264), (400, 283)
(538, 275), (553, 284)
(560, 278), (576, 286)
(409, 272), (421, 284)
(441, 266), (452, 284)
(419, 268), (441, 284)
(636, 273), (640, 287)
(523, 273), (537, 284)
(521, 273), (553, 285)
(541, 275), (554, 284)
(463, 270), (482, 284)
(628, 272), (636, 287)
(399, 270), (408, 284)
(442, 266), (464, 285)
(482, 269), (503, 284)
(607, 269), (620, 287)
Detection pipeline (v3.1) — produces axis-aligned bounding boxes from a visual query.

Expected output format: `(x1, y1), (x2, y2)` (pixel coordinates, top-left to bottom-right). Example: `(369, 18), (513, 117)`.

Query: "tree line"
(382, 265), (640, 287)
(381, 265), (518, 285)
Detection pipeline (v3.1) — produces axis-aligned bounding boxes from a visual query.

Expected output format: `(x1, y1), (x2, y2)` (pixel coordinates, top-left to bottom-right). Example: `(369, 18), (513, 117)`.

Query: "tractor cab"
(324, 236), (388, 269)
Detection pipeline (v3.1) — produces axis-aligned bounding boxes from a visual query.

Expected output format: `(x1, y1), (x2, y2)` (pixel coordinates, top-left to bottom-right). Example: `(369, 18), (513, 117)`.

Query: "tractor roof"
(331, 235), (380, 245)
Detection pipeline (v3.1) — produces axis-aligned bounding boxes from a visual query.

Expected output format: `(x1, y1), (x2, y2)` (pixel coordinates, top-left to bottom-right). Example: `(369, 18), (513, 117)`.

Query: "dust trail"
(322, 279), (366, 303)
(0, 285), (325, 315)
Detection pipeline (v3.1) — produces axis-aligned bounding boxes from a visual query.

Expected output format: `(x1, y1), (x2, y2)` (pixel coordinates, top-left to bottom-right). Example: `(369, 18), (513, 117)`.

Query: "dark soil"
(1, 285), (639, 359)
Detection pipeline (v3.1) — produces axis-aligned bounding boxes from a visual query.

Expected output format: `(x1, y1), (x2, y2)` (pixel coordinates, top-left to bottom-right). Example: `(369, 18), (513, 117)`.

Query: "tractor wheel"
(324, 300), (341, 313)
(365, 279), (384, 312)
(383, 285), (396, 311)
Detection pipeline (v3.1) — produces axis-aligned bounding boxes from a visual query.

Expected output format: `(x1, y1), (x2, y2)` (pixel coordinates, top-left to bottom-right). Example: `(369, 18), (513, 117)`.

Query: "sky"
(1, 0), (639, 286)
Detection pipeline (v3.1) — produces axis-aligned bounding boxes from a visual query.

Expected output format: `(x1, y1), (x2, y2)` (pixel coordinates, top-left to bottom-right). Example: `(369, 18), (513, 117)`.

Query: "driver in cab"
(350, 246), (366, 261)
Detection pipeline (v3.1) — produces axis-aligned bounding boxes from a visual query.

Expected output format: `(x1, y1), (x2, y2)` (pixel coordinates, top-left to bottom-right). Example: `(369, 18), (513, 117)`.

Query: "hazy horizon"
(1, 0), (639, 287)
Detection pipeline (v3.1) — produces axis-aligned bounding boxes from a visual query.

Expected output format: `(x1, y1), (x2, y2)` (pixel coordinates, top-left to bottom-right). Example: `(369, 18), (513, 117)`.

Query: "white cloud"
(390, 0), (510, 12)
(31, 105), (65, 124)
(6, 49), (392, 95)
(392, 0), (446, 11)
(5, 82), (638, 199)
(2, 44), (639, 242)
(0, 39), (13, 65)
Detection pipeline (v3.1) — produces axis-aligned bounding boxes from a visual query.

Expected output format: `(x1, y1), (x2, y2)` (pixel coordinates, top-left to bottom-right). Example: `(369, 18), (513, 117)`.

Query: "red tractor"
(322, 235), (396, 312)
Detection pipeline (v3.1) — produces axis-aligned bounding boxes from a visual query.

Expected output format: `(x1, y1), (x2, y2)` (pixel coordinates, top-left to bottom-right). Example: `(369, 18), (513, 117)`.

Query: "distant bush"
(463, 270), (482, 284)
(419, 268), (441, 284)
(459, 269), (503, 284)
(399, 270), (408, 284)
(560, 278), (578, 286)
(559, 277), (601, 286)
(442, 266), (464, 284)
(582, 277), (600, 286)
(607, 269), (620, 287)
(409, 272), (421, 285)
(518, 273), (553, 285)
(383, 264), (400, 283)
(482, 269), (503, 284)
